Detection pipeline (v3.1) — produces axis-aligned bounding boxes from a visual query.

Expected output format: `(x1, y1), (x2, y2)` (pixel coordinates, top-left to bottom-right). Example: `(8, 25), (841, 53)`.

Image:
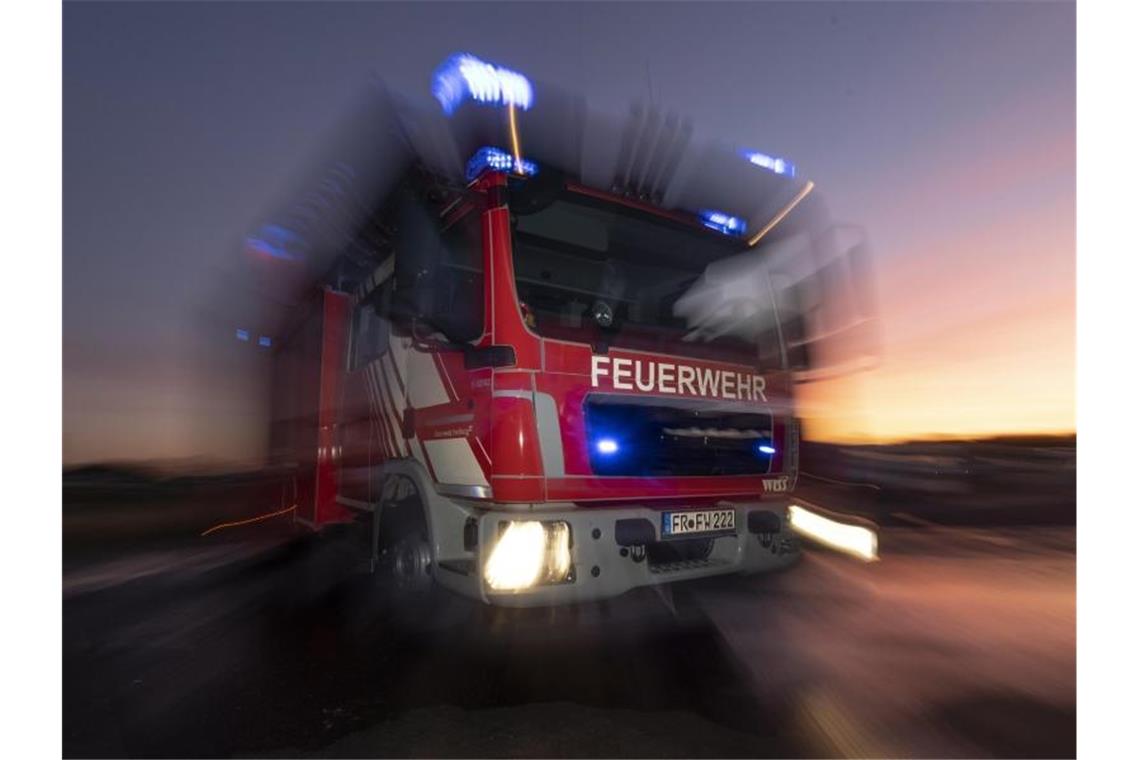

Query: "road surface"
(63, 506), (1074, 758)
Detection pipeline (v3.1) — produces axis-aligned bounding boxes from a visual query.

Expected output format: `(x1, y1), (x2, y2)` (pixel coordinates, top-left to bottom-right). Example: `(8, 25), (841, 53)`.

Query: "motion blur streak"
(747, 179), (814, 247)
(199, 504), (296, 537)
(788, 504), (878, 561)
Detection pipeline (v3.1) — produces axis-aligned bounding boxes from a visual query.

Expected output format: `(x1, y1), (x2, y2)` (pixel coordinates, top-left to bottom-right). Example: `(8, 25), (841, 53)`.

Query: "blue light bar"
(235, 329), (249, 342)
(466, 146), (538, 181)
(258, 336), (272, 348)
(433, 53), (534, 115)
(756, 444), (777, 455)
(699, 210), (748, 236)
(743, 150), (796, 177)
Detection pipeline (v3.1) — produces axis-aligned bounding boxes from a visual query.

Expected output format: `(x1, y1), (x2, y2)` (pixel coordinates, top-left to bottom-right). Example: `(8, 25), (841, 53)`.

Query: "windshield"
(510, 189), (786, 368)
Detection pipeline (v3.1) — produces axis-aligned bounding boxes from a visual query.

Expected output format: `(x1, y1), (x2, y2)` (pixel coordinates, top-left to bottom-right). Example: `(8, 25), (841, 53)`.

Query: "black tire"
(375, 492), (435, 601)
(370, 480), (466, 633)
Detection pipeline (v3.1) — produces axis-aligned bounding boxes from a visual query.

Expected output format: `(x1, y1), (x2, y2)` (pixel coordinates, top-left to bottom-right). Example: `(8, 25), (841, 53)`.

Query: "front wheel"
(375, 489), (434, 601)
(370, 477), (471, 632)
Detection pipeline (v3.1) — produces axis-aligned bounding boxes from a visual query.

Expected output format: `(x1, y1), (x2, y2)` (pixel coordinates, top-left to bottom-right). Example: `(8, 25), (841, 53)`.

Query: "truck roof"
(237, 70), (822, 340)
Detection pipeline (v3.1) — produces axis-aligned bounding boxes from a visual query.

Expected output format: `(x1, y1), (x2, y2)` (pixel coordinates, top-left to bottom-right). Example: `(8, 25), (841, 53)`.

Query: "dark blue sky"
(63, 1), (1074, 464)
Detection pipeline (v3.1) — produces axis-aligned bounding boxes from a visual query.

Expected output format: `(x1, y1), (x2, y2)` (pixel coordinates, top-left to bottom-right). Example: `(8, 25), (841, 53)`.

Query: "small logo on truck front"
(763, 477), (790, 493)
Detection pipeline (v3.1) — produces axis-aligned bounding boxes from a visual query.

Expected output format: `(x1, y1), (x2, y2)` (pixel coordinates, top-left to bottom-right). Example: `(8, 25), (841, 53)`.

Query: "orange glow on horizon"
(799, 292), (1074, 444)
(799, 110), (1074, 446)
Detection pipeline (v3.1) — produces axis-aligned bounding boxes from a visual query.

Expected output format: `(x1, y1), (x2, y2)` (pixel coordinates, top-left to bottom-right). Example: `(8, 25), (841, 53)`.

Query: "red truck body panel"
(270, 288), (353, 528)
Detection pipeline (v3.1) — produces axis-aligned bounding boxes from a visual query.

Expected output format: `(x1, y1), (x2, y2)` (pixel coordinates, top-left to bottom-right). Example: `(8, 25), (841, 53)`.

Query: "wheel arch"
(369, 459), (481, 589)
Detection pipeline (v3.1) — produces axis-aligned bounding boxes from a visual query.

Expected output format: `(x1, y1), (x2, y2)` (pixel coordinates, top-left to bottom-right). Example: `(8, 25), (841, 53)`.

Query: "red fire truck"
(262, 55), (870, 606)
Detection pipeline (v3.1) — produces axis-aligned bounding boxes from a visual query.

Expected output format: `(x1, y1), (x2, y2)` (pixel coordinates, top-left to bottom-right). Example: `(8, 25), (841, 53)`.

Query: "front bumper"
(439, 500), (800, 607)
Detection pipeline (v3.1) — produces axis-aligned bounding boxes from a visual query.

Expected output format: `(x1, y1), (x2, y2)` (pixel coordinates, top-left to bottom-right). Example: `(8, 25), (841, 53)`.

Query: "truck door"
(390, 191), (490, 491)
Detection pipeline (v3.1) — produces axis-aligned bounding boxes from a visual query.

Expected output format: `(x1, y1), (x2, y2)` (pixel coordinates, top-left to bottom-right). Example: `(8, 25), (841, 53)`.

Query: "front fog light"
(484, 520), (572, 592)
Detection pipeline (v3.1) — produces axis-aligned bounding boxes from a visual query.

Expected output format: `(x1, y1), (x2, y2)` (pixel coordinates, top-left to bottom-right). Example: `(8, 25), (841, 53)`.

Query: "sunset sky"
(63, 1), (1074, 465)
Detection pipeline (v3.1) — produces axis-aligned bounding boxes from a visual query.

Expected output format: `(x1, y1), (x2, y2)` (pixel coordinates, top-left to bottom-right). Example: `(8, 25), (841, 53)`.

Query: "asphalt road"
(63, 505), (1074, 758)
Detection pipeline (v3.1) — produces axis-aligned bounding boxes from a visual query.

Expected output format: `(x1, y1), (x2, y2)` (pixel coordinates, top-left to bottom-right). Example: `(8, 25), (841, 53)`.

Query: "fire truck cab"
(273, 157), (812, 607)
(262, 55), (872, 607)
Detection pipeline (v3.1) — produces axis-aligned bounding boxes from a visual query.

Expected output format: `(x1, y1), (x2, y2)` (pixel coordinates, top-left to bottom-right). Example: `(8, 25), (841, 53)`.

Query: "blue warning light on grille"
(594, 438), (620, 456)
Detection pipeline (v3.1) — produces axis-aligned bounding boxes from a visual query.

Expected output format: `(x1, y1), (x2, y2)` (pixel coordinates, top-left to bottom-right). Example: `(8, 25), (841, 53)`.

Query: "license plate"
(662, 508), (736, 537)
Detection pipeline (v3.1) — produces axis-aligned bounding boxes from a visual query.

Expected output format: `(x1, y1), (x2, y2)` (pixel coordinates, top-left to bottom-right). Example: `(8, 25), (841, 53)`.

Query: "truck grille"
(584, 395), (775, 477)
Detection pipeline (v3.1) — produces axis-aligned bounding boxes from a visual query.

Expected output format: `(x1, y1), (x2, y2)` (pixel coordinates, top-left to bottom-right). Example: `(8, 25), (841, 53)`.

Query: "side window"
(349, 283), (391, 369)
(432, 212), (484, 343)
(392, 191), (484, 344)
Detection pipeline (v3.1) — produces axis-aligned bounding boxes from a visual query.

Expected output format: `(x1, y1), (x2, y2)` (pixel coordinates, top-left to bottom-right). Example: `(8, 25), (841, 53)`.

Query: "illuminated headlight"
(483, 521), (573, 592)
(788, 505), (878, 562)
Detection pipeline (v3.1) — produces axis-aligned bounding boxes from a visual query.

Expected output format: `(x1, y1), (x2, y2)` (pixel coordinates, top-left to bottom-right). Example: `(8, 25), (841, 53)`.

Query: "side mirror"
(410, 315), (468, 350)
(392, 267), (433, 315)
(786, 339), (812, 372)
(776, 296), (812, 371)
(386, 296), (416, 335)
(409, 316), (446, 348)
(409, 319), (515, 369)
(463, 345), (516, 369)
(369, 284), (393, 319)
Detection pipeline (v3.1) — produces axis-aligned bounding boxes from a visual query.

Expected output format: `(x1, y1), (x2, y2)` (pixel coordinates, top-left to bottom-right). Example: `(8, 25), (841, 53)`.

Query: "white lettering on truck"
(612, 357), (633, 390)
(591, 355), (610, 387)
(658, 363), (676, 394)
(635, 361), (655, 391)
(677, 365), (696, 395)
(763, 476), (789, 493)
(590, 356), (768, 402)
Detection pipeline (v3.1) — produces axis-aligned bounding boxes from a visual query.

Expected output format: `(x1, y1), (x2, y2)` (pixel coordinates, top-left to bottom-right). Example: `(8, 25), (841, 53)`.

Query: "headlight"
(483, 520), (573, 592)
(788, 504), (878, 562)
